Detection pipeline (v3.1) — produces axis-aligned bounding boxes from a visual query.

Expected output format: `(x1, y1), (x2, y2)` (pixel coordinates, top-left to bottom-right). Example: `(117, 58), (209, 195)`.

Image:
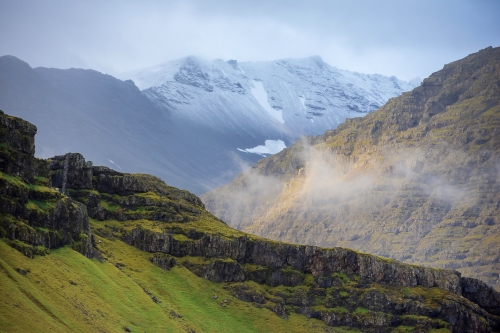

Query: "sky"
(0, 0), (499, 82)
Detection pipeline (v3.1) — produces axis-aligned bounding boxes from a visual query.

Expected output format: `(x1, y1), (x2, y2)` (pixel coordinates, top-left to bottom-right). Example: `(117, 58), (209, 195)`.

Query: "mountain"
(1, 110), (499, 332)
(0, 55), (414, 195)
(124, 55), (415, 141)
(0, 55), (268, 194)
(202, 46), (500, 290)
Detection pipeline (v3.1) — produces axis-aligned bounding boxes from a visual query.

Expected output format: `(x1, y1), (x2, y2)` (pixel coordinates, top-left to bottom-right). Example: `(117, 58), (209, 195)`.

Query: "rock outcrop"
(0, 110), (93, 258)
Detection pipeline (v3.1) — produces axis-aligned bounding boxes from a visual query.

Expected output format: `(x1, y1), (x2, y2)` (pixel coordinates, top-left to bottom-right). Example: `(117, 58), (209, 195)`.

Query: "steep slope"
(0, 56), (262, 194)
(203, 46), (500, 290)
(1, 111), (499, 332)
(125, 56), (415, 142)
(0, 110), (94, 258)
(0, 56), (413, 195)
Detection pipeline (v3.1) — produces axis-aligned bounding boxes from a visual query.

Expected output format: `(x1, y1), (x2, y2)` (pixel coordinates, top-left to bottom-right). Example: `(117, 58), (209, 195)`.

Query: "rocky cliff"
(203, 46), (500, 291)
(1, 110), (499, 332)
(0, 110), (93, 258)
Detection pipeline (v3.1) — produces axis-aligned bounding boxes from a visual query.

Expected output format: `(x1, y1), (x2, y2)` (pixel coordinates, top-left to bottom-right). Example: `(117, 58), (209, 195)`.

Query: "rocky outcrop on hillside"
(0, 110), (93, 258)
(203, 46), (500, 290)
(2, 110), (499, 331)
(47, 153), (204, 223)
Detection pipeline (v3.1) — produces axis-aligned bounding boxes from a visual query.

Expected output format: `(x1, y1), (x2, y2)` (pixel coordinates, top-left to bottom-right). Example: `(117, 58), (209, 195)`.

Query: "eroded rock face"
(49, 153), (93, 192)
(49, 155), (204, 223)
(462, 277), (500, 316)
(92, 166), (149, 195)
(0, 111), (93, 258)
(123, 227), (461, 290)
(0, 111), (36, 156)
(122, 225), (499, 332)
(149, 253), (176, 270)
(122, 224), (500, 316)
(0, 110), (38, 181)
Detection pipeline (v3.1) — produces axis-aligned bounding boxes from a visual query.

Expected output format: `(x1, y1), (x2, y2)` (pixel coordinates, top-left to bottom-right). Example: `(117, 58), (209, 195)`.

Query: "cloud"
(204, 138), (477, 243)
(1, 0), (499, 81)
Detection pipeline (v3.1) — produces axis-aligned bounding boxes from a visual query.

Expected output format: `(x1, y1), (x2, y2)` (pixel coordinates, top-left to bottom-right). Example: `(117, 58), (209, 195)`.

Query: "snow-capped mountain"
(1, 55), (415, 195)
(123, 56), (416, 144)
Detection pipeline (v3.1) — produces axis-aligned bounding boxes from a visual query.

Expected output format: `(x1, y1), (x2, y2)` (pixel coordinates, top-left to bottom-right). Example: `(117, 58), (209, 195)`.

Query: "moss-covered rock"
(0, 111), (93, 258)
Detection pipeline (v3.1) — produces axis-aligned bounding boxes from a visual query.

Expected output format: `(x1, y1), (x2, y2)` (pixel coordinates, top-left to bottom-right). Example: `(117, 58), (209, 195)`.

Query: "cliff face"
(203, 46), (500, 290)
(1, 110), (500, 332)
(0, 110), (93, 258)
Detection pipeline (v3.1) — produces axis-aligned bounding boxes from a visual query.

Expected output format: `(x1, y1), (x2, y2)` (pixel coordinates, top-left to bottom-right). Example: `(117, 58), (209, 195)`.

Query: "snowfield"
(238, 139), (287, 156)
(250, 80), (285, 124)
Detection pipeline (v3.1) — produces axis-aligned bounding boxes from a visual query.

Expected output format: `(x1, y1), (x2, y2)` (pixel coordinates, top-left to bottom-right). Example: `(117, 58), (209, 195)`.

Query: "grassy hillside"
(3, 168), (491, 333)
(0, 160), (500, 332)
(1, 237), (339, 333)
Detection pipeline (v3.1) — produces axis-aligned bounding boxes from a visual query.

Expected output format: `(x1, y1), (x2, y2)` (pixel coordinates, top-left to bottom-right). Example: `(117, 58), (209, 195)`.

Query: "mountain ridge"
(123, 55), (416, 141)
(1, 54), (413, 195)
(202, 46), (500, 290)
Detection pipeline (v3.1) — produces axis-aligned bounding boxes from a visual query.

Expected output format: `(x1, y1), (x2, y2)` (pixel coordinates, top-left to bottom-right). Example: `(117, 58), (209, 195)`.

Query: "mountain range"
(0, 55), (415, 194)
(202, 46), (500, 291)
(122, 55), (415, 141)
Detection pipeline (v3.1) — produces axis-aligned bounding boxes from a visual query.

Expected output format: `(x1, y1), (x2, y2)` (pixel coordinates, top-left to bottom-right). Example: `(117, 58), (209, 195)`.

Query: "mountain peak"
(0, 55), (32, 70)
(309, 55), (325, 67)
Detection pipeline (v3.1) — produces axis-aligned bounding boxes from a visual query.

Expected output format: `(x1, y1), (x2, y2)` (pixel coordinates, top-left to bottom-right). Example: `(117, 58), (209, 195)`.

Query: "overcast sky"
(1, 0), (499, 81)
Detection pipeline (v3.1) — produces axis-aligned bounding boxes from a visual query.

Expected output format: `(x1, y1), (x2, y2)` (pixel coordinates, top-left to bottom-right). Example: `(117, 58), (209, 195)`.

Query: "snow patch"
(299, 96), (306, 109)
(250, 80), (285, 123)
(238, 140), (286, 156)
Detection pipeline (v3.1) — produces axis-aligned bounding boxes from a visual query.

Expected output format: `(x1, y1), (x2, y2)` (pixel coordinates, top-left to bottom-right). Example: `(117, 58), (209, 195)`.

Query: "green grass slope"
(0, 238), (339, 333)
(2, 164), (498, 332)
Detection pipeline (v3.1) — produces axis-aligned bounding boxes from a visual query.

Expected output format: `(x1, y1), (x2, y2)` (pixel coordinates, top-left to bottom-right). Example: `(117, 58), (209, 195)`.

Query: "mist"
(203, 139), (490, 257)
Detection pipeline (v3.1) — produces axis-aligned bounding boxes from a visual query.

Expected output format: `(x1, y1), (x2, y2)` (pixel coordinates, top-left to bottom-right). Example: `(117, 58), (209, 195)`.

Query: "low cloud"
(204, 140), (481, 245)
(1, 1), (499, 81)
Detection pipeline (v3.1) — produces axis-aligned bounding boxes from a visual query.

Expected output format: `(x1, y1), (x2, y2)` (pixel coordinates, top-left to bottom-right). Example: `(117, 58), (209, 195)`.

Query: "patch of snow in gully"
(299, 96), (306, 109)
(250, 80), (285, 123)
